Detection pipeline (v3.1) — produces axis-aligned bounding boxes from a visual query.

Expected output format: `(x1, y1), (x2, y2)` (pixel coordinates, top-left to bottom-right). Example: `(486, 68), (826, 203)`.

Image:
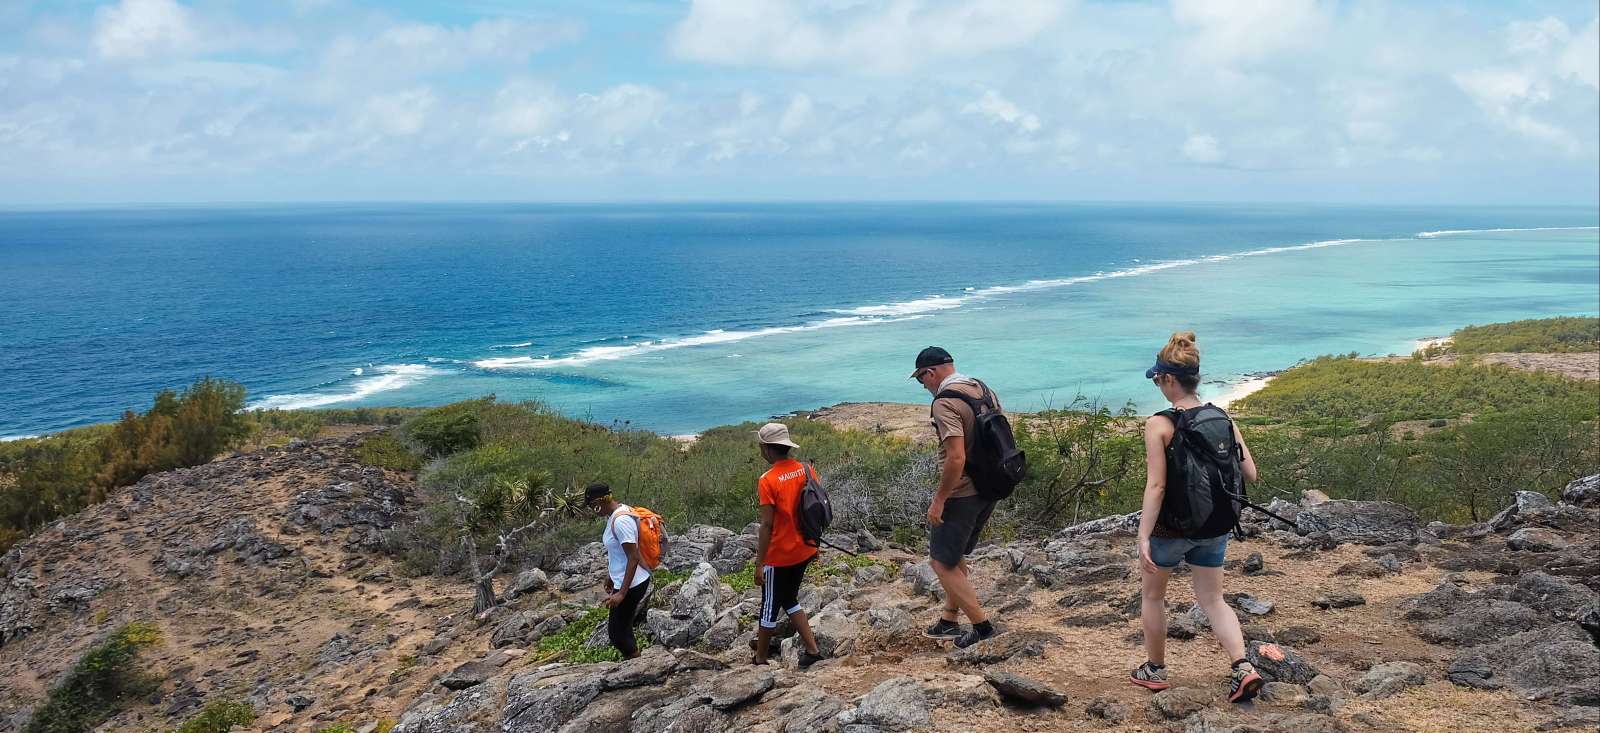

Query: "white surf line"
(247, 364), (440, 410)
(1416, 226), (1599, 238)
(478, 225), (1599, 371)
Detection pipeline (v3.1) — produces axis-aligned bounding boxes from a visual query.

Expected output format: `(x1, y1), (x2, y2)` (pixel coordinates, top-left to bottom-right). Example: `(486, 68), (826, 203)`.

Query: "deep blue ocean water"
(1, 203), (1596, 437)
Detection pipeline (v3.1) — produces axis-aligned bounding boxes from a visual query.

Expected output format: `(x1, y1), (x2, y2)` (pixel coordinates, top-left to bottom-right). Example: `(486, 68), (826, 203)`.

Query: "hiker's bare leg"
(754, 626), (774, 662)
(932, 558), (987, 624)
(1192, 565), (1246, 661)
(939, 560), (971, 620)
(1141, 563), (1173, 665)
(789, 609), (821, 655)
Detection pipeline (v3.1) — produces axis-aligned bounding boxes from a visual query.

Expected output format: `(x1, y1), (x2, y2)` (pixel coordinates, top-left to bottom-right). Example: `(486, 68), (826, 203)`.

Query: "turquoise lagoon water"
(1, 204), (1595, 437)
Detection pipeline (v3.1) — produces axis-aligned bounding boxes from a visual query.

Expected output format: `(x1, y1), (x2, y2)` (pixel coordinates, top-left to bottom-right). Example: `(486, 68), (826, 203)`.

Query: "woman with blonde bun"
(1129, 331), (1264, 704)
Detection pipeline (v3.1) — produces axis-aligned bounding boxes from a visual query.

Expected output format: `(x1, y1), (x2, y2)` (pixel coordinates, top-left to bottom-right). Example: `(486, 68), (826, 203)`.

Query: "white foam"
(489, 341), (534, 349)
(832, 295), (970, 317)
(1416, 226), (1598, 238)
(475, 316), (927, 370)
(352, 367), (364, 376)
(249, 364), (437, 410)
(0, 434), (40, 442)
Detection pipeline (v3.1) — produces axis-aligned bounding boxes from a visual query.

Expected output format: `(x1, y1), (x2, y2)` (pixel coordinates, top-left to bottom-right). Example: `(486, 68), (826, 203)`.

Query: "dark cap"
(583, 482), (613, 505)
(1145, 360), (1199, 379)
(910, 346), (954, 378)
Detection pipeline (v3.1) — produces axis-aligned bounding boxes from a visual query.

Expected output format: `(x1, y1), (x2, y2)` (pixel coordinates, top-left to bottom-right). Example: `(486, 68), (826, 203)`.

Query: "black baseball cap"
(910, 346), (954, 378)
(584, 482), (613, 505)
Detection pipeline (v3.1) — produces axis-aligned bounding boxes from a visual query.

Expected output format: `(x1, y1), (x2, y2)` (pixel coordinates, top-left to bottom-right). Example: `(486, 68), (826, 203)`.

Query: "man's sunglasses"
(911, 369), (932, 381)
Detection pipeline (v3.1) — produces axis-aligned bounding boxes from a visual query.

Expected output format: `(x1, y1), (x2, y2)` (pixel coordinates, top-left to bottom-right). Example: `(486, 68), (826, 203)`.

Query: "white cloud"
(962, 90), (1040, 133)
(670, 0), (1065, 75)
(93, 0), (197, 60)
(1181, 133), (1222, 163)
(1172, 0), (1325, 65)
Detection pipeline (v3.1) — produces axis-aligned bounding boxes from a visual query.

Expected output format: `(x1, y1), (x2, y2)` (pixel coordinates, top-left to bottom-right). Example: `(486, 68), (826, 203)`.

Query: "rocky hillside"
(1, 434), (1597, 732)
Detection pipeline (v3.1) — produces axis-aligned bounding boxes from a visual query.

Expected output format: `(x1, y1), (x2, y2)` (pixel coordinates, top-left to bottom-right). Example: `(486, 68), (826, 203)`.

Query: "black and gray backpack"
(795, 464), (856, 555)
(934, 381), (1027, 501)
(1156, 403), (1244, 539)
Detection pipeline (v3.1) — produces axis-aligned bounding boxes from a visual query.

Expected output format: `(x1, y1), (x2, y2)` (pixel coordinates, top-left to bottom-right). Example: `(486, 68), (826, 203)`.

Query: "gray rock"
(664, 525), (734, 571)
(1400, 579), (1473, 621)
(556, 542), (608, 576)
(945, 630), (1055, 666)
(1274, 714), (1349, 733)
(1242, 552), (1265, 575)
(1149, 687), (1211, 719)
(438, 660), (496, 691)
(1084, 695), (1129, 723)
(707, 670), (775, 710)
(632, 695), (731, 733)
(1352, 661), (1425, 700)
(901, 561), (943, 600)
(807, 609), (862, 657)
(1065, 563), (1130, 585)
(393, 678), (503, 733)
(1275, 626), (1322, 646)
(601, 647), (678, 690)
(1055, 511), (1140, 539)
(765, 685), (848, 733)
(1247, 641), (1321, 684)
(1536, 706), (1600, 732)
(501, 675), (602, 732)
(646, 562), (721, 647)
(1509, 572), (1597, 621)
(510, 568), (549, 597)
(1228, 592), (1276, 616)
(853, 676), (931, 730)
(702, 610), (743, 652)
(1488, 490), (1556, 531)
(866, 607), (913, 637)
(1310, 592), (1365, 610)
(1333, 558), (1399, 578)
(559, 683), (675, 733)
(1560, 474), (1599, 508)
(1507, 528), (1569, 553)
(1167, 613), (1199, 640)
(1294, 500), (1418, 545)
(1447, 622), (1600, 703)
(1260, 681), (1308, 706)
(983, 670), (1068, 708)
(1420, 600), (1543, 647)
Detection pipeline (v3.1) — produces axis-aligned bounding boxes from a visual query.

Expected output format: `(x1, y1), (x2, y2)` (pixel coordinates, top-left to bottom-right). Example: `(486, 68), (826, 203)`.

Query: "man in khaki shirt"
(910, 346), (1000, 648)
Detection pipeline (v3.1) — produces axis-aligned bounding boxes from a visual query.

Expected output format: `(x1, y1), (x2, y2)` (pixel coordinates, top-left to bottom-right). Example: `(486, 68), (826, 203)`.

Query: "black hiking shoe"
(953, 622), (996, 649)
(923, 618), (962, 640)
(798, 650), (826, 669)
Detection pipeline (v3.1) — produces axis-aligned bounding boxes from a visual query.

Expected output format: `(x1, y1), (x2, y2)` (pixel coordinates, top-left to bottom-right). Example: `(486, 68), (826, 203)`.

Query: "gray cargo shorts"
(929, 495), (997, 567)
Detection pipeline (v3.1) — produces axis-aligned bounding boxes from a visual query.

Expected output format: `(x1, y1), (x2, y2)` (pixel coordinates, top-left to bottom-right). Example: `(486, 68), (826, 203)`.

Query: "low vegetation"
(173, 699), (255, 733)
(533, 606), (647, 664)
(1419, 315), (1599, 356)
(24, 621), (161, 733)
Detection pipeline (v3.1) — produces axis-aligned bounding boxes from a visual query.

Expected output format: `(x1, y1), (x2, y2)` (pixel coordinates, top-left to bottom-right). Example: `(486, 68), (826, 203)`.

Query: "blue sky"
(1, 0), (1596, 204)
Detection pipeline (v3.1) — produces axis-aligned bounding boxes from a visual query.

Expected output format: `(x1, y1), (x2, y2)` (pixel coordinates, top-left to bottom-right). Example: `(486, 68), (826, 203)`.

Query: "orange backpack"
(611, 506), (667, 570)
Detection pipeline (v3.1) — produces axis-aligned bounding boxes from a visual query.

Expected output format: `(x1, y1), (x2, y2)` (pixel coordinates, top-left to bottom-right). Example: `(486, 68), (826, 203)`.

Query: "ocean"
(1, 203), (1596, 438)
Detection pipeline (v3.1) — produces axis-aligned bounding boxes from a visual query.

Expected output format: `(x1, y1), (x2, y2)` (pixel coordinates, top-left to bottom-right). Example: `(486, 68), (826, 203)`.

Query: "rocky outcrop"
(1293, 500), (1418, 545)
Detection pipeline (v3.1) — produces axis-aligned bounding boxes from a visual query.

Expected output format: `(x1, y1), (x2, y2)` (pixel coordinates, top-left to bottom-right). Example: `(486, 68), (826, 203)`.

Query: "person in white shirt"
(586, 482), (651, 659)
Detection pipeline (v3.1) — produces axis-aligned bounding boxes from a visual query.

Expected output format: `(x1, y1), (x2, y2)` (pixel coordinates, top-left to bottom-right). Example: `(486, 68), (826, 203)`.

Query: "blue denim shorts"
(1149, 534), (1229, 569)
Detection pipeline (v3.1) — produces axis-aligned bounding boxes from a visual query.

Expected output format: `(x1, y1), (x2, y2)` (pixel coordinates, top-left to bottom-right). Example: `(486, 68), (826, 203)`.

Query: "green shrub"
(313, 725), (355, 733)
(1234, 355), (1596, 424)
(404, 399), (489, 457)
(1446, 316), (1599, 354)
(533, 606), (645, 663)
(174, 699), (255, 733)
(352, 433), (423, 472)
(25, 621), (162, 733)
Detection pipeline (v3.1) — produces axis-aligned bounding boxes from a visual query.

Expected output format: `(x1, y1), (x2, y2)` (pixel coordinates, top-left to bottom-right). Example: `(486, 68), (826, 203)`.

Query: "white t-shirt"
(603, 505), (651, 589)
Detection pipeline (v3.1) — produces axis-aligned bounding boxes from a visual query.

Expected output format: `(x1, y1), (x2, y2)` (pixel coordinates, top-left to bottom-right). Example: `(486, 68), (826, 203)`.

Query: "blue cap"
(1145, 360), (1199, 379)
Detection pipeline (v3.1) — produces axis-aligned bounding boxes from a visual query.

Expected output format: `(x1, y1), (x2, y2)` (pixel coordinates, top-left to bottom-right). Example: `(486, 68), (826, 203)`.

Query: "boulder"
(556, 542), (607, 577)
(702, 610), (743, 652)
(664, 525), (734, 571)
(633, 696), (730, 733)
(1247, 641), (1321, 684)
(646, 562), (721, 648)
(901, 561), (943, 600)
(1352, 661), (1425, 700)
(600, 646), (678, 690)
(1227, 592), (1276, 617)
(1561, 474), (1599, 508)
(1294, 500), (1418, 546)
(1242, 552), (1266, 575)
(1055, 511), (1140, 539)
(500, 675), (602, 733)
(983, 670), (1068, 708)
(764, 685), (848, 733)
(1420, 600), (1543, 647)
(1167, 613), (1199, 640)
(1260, 681), (1308, 706)
(945, 630), (1055, 666)
(805, 609), (862, 658)
(1507, 528), (1569, 553)
(506, 568), (548, 597)
(1149, 687), (1211, 719)
(1275, 626), (1322, 646)
(866, 607), (914, 637)
(1488, 490), (1555, 531)
(438, 661), (496, 691)
(1084, 695), (1129, 723)
(1399, 579), (1472, 621)
(557, 683), (675, 733)
(1447, 622), (1600, 704)
(1509, 572), (1597, 621)
(707, 670), (775, 710)
(851, 676), (931, 730)
(393, 678), (503, 733)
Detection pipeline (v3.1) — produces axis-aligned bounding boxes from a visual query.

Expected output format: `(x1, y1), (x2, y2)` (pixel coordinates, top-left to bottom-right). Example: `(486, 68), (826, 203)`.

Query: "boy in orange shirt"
(751, 422), (826, 668)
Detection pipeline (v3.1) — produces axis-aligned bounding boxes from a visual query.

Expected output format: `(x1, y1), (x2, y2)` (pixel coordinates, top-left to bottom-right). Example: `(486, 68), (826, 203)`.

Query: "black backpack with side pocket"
(795, 463), (857, 555)
(933, 381), (1027, 501)
(1156, 403), (1245, 539)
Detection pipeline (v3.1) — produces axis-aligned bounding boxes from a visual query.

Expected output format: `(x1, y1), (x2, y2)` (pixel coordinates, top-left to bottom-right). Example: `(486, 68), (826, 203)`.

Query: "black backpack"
(934, 381), (1027, 501)
(795, 464), (855, 554)
(1156, 404), (1244, 539)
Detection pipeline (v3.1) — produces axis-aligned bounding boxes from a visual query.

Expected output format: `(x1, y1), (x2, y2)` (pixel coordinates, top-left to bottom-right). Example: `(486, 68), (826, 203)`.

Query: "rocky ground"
(1, 434), (1597, 733)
